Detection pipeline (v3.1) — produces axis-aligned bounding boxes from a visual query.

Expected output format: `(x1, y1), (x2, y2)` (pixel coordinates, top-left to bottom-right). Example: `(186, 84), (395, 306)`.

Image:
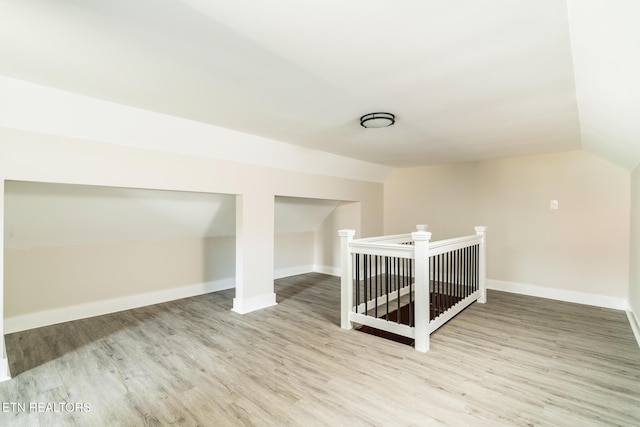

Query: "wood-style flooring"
(1, 273), (639, 426)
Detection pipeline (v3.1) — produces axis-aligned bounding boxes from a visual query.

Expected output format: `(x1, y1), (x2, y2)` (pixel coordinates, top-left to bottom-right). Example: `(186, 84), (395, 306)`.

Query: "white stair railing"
(339, 225), (487, 353)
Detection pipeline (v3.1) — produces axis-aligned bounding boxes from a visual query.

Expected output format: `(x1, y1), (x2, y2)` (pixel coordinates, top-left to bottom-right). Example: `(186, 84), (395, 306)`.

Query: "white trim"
(349, 312), (415, 338)
(4, 278), (236, 334)
(274, 265), (315, 280)
(0, 359), (9, 383)
(313, 264), (341, 276)
(0, 337), (10, 382)
(356, 233), (412, 244)
(626, 306), (640, 349)
(487, 279), (627, 310)
(428, 235), (482, 257)
(354, 284), (412, 314)
(273, 264), (341, 279)
(232, 292), (277, 314)
(428, 290), (480, 334)
(349, 242), (414, 258)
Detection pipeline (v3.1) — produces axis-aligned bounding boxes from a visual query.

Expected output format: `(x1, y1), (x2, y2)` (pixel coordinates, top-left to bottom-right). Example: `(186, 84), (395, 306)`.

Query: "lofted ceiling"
(1, 0), (639, 168)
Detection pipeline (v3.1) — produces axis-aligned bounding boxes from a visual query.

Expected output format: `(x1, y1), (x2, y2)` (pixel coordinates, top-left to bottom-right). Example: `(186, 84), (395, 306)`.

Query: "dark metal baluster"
(394, 256), (398, 294)
(456, 250), (460, 303)
(460, 249), (466, 298)
(453, 249), (460, 300)
(450, 250), (455, 304)
(374, 255), (378, 318)
(355, 254), (360, 313)
(460, 249), (464, 301)
(471, 245), (476, 292)
(396, 256), (401, 324)
(476, 244), (480, 292)
(453, 251), (457, 304)
(363, 254), (368, 314)
(409, 258), (414, 327)
(468, 246), (472, 294)
(450, 251), (454, 307)
(443, 252), (447, 311)
(431, 255), (435, 318)
(473, 245), (480, 292)
(445, 252), (454, 309)
(452, 250), (456, 304)
(462, 247), (466, 298)
(385, 256), (390, 320)
(465, 247), (470, 298)
(433, 254), (438, 316)
(439, 253), (444, 316)
(469, 246), (473, 297)
(440, 254), (447, 313)
(432, 255), (436, 317)
(459, 248), (463, 299)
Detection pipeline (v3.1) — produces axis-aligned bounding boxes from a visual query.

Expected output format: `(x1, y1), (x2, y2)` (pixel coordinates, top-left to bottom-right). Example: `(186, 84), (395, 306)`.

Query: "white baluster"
(475, 226), (487, 304)
(338, 229), (356, 330)
(412, 225), (432, 352)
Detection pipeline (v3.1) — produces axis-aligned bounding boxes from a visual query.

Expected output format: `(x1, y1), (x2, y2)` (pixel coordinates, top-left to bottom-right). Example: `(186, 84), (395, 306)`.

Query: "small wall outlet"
(550, 200), (559, 210)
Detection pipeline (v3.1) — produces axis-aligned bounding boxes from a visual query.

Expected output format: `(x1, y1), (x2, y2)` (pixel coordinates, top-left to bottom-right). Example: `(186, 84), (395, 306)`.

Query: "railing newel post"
(412, 225), (431, 353)
(475, 226), (487, 304)
(339, 229), (356, 329)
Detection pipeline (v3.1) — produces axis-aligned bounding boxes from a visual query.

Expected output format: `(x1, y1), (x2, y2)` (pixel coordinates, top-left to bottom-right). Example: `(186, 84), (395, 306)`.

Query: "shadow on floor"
(275, 272), (340, 325)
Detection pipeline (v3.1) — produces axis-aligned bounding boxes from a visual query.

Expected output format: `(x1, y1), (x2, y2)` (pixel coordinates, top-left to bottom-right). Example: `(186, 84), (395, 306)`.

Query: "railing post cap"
(411, 231), (432, 241)
(474, 226), (487, 233)
(338, 229), (356, 237)
(416, 224), (428, 232)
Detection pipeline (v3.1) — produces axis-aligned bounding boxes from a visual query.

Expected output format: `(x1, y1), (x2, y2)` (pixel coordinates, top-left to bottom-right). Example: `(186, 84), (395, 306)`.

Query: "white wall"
(2, 184), (365, 334)
(385, 151), (630, 308)
(3, 181), (236, 247)
(3, 181), (238, 329)
(273, 196), (343, 278)
(4, 237), (235, 327)
(2, 182), (241, 328)
(0, 78), (386, 372)
(314, 201), (361, 275)
(630, 165), (640, 339)
(274, 231), (315, 278)
(0, 179), (6, 380)
(0, 134), (382, 319)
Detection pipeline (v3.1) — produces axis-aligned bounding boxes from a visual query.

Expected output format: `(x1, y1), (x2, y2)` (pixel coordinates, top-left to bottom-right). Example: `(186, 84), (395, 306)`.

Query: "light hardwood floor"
(1, 273), (639, 426)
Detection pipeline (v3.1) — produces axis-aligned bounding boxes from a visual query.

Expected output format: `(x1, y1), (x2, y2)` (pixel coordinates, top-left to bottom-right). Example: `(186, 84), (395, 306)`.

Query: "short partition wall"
(339, 225), (487, 352)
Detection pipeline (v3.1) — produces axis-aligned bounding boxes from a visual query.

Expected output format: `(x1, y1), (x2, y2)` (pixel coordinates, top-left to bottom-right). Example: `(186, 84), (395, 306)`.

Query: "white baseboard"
(274, 265), (316, 280)
(0, 337), (10, 382)
(0, 358), (9, 383)
(627, 306), (640, 349)
(232, 292), (277, 314)
(3, 265), (338, 333)
(313, 264), (341, 276)
(487, 279), (628, 310)
(4, 278), (236, 334)
(274, 264), (340, 278)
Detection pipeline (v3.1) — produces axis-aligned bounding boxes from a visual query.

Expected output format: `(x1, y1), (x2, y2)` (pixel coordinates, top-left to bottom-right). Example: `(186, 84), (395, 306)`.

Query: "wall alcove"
(3, 182), (362, 333)
(3, 180), (237, 333)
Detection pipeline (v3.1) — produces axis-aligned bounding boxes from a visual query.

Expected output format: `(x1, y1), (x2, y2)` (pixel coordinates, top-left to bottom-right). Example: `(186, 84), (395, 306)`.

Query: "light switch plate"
(550, 200), (559, 210)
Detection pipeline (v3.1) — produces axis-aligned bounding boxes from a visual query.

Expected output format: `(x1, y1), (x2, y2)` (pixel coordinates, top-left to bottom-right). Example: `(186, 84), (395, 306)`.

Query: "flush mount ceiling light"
(360, 112), (395, 128)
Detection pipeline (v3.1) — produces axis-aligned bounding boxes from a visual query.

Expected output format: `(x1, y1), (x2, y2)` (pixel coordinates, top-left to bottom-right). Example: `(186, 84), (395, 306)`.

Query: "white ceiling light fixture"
(360, 112), (395, 128)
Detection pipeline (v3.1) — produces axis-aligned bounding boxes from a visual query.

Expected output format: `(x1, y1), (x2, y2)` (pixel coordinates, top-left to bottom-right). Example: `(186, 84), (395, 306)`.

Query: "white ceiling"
(1, 0), (639, 168)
